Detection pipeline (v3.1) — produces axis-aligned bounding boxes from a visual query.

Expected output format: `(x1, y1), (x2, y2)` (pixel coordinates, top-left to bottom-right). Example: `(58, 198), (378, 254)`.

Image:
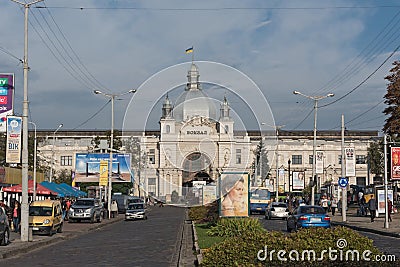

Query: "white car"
(265, 202), (289, 220)
(125, 203), (147, 220)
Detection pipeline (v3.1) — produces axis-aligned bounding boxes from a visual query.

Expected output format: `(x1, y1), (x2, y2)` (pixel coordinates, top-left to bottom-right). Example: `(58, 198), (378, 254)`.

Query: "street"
(1, 206), (187, 267)
(254, 214), (400, 259)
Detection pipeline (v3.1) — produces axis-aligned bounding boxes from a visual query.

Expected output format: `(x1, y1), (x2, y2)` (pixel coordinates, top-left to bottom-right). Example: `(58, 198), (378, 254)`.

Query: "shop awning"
(3, 180), (58, 195)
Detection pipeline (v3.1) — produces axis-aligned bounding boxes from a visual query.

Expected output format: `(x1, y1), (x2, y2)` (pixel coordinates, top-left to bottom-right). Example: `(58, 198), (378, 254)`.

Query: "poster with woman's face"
(219, 173), (249, 217)
(391, 147), (400, 180)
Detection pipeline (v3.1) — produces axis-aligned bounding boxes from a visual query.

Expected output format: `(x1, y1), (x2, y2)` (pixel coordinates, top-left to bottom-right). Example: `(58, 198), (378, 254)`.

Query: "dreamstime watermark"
(257, 238), (396, 263)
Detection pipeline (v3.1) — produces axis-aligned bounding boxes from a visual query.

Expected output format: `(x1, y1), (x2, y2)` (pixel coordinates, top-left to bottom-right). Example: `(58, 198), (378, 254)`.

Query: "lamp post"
(94, 89), (136, 219)
(288, 159), (291, 193)
(11, 0), (44, 242)
(49, 123), (63, 182)
(29, 122), (37, 201)
(293, 90), (334, 205)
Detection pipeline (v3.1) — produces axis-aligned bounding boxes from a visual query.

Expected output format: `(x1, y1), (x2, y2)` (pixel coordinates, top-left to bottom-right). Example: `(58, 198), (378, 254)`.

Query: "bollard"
(28, 227), (33, 241)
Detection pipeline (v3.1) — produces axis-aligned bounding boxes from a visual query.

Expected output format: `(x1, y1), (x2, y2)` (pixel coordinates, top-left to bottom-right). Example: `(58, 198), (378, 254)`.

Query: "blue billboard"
(75, 153), (132, 183)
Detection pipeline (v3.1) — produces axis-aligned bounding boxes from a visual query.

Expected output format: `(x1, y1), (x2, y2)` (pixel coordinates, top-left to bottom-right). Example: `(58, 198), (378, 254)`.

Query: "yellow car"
(29, 199), (63, 236)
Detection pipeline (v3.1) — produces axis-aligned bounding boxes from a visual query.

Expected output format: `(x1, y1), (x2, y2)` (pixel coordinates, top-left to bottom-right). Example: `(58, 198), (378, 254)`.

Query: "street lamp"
(94, 89), (137, 219)
(293, 90), (334, 205)
(49, 123), (63, 182)
(28, 122), (37, 201)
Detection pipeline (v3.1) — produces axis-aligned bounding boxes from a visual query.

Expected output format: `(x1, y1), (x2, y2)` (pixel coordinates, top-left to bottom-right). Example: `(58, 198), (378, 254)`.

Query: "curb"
(331, 221), (400, 238)
(0, 217), (124, 260)
(192, 222), (203, 265)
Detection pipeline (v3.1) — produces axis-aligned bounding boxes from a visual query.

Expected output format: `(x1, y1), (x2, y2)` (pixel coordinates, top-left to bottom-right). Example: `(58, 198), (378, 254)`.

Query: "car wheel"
(287, 225), (292, 233)
(90, 215), (95, 224)
(48, 226), (54, 236)
(1, 229), (9, 246)
(97, 213), (102, 223)
(57, 222), (63, 233)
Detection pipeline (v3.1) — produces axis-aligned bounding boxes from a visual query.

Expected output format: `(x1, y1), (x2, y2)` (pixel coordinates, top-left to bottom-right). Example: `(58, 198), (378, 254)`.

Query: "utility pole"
(28, 122), (37, 201)
(341, 114), (347, 222)
(384, 134), (389, 229)
(11, 0), (43, 242)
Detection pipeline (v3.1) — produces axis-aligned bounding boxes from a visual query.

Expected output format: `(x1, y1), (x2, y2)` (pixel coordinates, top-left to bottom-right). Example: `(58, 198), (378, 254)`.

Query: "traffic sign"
(338, 177), (348, 188)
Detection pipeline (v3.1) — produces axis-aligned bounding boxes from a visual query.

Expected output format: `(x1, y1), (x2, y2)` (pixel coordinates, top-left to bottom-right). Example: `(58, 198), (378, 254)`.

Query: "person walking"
(331, 197), (337, 216)
(360, 195), (366, 216)
(110, 200), (118, 218)
(12, 201), (21, 233)
(388, 197), (393, 222)
(368, 195), (377, 222)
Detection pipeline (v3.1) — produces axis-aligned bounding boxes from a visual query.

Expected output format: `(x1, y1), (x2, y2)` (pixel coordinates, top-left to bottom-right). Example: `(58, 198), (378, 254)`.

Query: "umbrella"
(3, 180), (58, 195)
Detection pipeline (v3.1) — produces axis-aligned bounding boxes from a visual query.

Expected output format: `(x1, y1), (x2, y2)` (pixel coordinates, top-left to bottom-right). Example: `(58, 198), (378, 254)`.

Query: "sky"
(1, 0), (400, 133)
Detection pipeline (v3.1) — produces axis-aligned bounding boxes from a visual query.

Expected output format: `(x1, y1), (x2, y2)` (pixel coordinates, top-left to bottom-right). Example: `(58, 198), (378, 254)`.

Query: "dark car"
(68, 198), (103, 223)
(125, 203), (147, 220)
(286, 205), (331, 232)
(0, 206), (10, 246)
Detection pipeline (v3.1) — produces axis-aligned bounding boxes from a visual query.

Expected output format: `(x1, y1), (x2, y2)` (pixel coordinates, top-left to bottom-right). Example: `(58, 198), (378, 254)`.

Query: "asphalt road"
(254, 214), (400, 260)
(1, 205), (186, 267)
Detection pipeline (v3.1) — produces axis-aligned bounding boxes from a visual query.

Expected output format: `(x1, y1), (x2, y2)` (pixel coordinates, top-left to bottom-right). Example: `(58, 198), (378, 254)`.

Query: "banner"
(202, 185), (217, 205)
(6, 116), (22, 163)
(345, 147), (355, 177)
(316, 151), (324, 174)
(0, 74), (14, 132)
(391, 147), (400, 180)
(292, 171), (305, 190)
(219, 172), (249, 217)
(99, 160), (108, 186)
(74, 153), (132, 183)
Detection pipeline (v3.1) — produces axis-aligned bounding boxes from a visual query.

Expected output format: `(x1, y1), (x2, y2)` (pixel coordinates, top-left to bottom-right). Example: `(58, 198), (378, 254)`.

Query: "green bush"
(207, 217), (266, 237)
(188, 201), (219, 223)
(201, 226), (396, 267)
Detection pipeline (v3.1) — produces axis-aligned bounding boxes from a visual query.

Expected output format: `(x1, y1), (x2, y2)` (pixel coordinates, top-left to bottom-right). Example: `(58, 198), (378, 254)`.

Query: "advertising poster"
(345, 147), (355, 177)
(75, 153), (132, 183)
(202, 185), (217, 205)
(391, 147), (400, 180)
(377, 189), (393, 214)
(0, 73), (14, 132)
(6, 116), (22, 164)
(316, 151), (324, 174)
(292, 171), (305, 190)
(99, 160), (108, 186)
(219, 172), (249, 217)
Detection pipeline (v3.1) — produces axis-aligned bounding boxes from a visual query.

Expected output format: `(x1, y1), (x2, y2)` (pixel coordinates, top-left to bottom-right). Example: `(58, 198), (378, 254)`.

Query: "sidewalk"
(0, 215), (124, 259)
(331, 207), (400, 238)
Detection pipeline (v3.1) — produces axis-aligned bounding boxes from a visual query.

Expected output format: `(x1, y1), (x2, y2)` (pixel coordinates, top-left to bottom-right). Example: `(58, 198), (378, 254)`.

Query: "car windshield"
(299, 206), (325, 214)
(29, 206), (53, 216)
(74, 200), (94, 206)
(128, 203), (144, 210)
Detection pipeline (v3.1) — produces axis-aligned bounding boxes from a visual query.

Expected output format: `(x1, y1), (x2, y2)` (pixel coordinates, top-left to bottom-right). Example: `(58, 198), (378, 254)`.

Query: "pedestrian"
(110, 200), (118, 218)
(320, 195), (329, 213)
(360, 195), (366, 216)
(61, 199), (67, 220)
(368, 195), (377, 222)
(331, 197), (337, 216)
(388, 197), (393, 222)
(12, 201), (21, 233)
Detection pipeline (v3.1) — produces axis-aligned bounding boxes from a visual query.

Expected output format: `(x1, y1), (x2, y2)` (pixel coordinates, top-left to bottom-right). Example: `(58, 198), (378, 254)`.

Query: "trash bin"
(28, 227), (33, 242)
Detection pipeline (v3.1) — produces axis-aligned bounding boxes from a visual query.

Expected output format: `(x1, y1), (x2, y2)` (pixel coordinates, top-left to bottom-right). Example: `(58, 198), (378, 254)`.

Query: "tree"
(383, 60), (400, 134)
(254, 139), (270, 185)
(54, 168), (72, 184)
(91, 130), (122, 152)
(367, 140), (384, 177)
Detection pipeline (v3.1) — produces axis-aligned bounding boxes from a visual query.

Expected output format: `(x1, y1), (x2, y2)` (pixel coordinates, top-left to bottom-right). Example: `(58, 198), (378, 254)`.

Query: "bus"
(249, 187), (271, 214)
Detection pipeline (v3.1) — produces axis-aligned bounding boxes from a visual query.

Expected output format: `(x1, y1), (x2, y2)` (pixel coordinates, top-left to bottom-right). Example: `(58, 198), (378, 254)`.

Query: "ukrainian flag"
(185, 47), (193, 54)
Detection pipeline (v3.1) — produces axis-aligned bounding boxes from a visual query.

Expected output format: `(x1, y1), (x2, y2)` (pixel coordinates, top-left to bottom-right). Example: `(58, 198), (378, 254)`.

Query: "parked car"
(125, 203), (147, 220)
(68, 198), (103, 223)
(29, 199), (63, 236)
(286, 205), (331, 232)
(265, 202), (289, 220)
(0, 206), (10, 246)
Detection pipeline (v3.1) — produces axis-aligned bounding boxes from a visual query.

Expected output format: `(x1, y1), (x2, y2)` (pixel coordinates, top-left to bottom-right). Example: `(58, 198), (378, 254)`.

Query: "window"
(356, 155), (367, 164)
(292, 155), (302, 165)
(309, 155), (313, 165)
(338, 155), (342, 164)
(236, 149), (241, 164)
(225, 125), (229, 134)
(60, 156), (73, 166)
(148, 149), (155, 164)
(356, 177), (366, 186)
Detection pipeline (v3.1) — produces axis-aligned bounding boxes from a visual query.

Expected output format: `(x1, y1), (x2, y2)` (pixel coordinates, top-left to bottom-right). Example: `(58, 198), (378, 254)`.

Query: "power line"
(0, 46), (23, 63)
(72, 99), (111, 130)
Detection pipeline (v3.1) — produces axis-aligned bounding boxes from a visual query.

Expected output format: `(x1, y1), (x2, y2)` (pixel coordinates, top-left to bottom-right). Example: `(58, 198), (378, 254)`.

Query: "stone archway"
(182, 152), (212, 186)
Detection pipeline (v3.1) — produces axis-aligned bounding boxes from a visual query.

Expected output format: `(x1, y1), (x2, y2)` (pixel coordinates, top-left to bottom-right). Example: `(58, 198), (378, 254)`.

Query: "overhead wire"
(72, 99), (111, 130)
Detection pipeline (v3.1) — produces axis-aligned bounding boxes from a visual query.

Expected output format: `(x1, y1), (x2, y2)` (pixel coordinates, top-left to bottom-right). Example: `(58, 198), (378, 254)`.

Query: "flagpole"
(192, 46), (194, 63)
